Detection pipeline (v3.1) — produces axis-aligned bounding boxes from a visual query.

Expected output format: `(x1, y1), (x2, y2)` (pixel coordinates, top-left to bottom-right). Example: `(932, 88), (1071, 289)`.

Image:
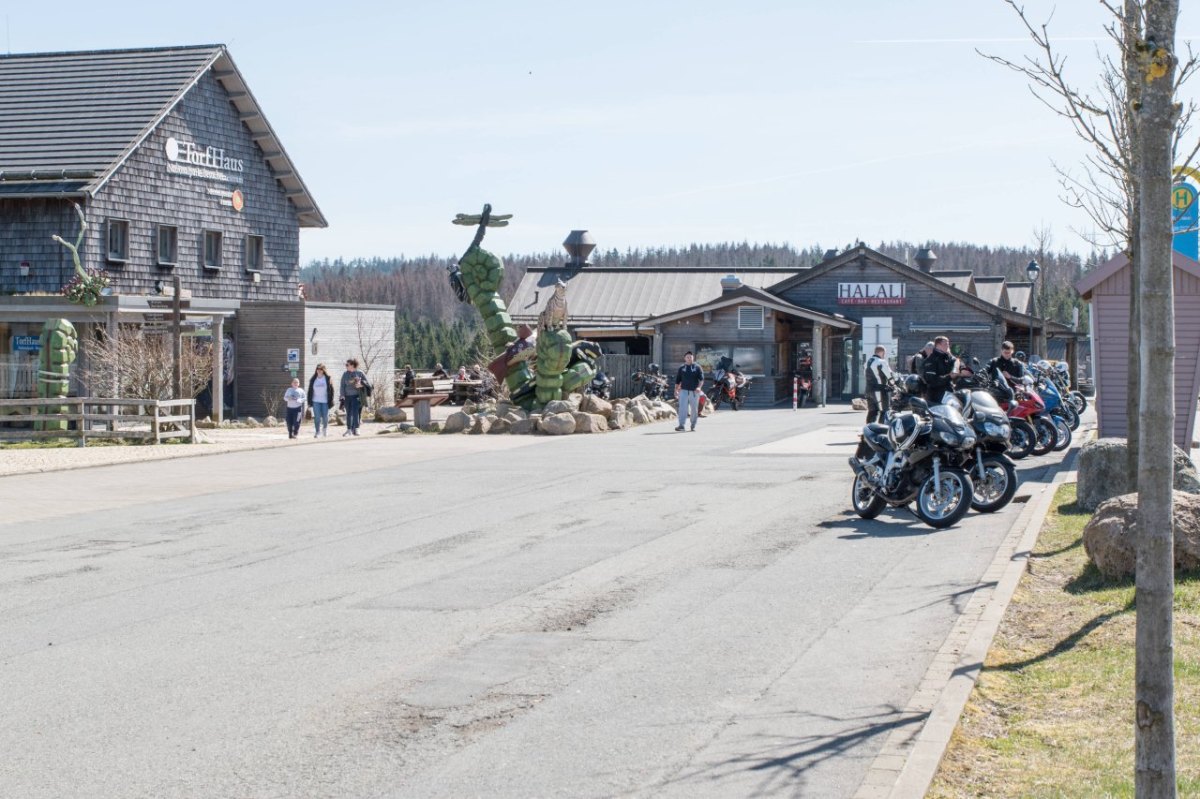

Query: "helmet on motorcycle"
(888, 413), (921, 450)
(903, 374), (922, 395)
(1014, 351), (1027, 362)
(648, 363), (660, 375)
(1054, 361), (1069, 374)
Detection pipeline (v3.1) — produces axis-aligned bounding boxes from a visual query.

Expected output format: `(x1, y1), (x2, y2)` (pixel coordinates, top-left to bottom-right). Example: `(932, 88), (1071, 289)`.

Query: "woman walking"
(340, 358), (371, 436)
(307, 362), (334, 437)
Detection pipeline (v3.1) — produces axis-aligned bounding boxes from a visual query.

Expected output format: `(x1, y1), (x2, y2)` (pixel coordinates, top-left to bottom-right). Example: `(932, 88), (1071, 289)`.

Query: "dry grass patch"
(927, 482), (1199, 798)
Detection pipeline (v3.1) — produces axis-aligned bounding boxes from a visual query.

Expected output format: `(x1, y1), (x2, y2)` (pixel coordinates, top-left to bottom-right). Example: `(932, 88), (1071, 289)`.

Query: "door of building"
(858, 317), (897, 394)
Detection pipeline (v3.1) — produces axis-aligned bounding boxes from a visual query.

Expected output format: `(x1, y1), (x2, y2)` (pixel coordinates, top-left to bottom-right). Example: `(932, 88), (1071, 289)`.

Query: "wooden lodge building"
(510, 243), (1073, 407)
(0, 45), (394, 416)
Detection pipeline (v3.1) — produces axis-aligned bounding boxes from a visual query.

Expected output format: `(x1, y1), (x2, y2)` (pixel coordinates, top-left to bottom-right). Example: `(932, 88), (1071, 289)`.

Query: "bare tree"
(80, 328), (213, 401)
(354, 309), (394, 411)
(991, 3), (1184, 793)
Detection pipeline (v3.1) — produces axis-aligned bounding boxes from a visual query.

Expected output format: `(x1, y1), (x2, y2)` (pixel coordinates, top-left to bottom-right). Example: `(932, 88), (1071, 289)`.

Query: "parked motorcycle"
(586, 370), (612, 399)
(947, 386), (1019, 513)
(733, 374), (753, 409)
(1029, 361), (1079, 432)
(710, 371), (737, 410)
(849, 397), (975, 529)
(1045, 359), (1087, 414)
(991, 373), (1057, 456)
(631, 365), (669, 400)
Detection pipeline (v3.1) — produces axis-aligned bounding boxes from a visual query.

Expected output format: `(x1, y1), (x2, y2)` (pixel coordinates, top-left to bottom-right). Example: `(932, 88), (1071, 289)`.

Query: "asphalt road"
(0, 407), (1069, 798)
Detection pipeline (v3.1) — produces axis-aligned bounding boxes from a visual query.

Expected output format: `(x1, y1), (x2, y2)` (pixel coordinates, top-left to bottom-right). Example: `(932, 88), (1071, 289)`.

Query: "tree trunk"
(1134, 1), (1179, 795)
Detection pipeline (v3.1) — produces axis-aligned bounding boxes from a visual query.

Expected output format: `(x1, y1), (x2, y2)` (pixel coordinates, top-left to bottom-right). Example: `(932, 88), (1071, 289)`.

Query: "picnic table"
(450, 379), (484, 405)
(396, 392), (449, 430)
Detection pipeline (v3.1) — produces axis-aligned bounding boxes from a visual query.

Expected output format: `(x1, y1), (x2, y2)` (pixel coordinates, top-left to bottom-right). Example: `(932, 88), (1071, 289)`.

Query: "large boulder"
(580, 394), (613, 416)
(630, 405), (654, 425)
(539, 412), (577, 435)
(542, 400), (574, 416)
(572, 411), (609, 434)
(851, 397), (869, 411)
(470, 415), (494, 435)
(487, 418), (512, 434)
(1083, 491), (1200, 577)
(510, 418), (537, 435)
(375, 406), (408, 423)
(1078, 438), (1200, 511)
(442, 411), (472, 434)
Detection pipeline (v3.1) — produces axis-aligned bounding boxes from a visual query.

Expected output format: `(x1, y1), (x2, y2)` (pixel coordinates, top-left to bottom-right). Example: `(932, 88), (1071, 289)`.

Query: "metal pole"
(1029, 285), (1036, 360)
(793, 376), (798, 410)
(172, 275), (182, 399)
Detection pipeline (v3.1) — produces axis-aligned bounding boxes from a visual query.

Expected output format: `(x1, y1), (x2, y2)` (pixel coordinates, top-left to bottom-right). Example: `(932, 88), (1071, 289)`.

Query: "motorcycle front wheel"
(1051, 416), (1072, 451)
(1008, 419), (1035, 459)
(1059, 403), (1080, 430)
(970, 456), (1017, 513)
(915, 468), (974, 528)
(1032, 416), (1058, 456)
(1070, 391), (1088, 414)
(710, 393), (723, 410)
(851, 470), (886, 519)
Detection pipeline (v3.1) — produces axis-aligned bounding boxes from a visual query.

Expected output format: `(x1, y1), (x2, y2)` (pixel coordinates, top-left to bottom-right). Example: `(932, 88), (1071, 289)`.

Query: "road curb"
(852, 436), (1086, 799)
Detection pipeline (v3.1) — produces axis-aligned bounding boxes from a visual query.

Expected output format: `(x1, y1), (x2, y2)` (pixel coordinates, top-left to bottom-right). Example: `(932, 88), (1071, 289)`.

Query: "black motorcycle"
(947, 386), (1019, 513)
(849, 398), (976, 529)
(586, 370), (612, 399)
(631, 366), (668, 400)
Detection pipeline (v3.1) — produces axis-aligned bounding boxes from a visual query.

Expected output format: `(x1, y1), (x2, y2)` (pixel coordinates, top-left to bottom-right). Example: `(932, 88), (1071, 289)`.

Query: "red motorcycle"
(710, 370), (744, 410)
(996, 377), (1057, 457)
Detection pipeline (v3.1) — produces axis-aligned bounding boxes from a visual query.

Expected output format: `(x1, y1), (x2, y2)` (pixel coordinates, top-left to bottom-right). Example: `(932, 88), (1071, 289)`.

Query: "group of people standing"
(863, 336), (1029, 424)
(281, 359), (372, 439)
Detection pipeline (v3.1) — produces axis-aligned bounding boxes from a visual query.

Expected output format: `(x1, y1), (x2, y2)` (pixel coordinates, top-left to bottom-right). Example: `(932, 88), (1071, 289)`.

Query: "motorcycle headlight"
(983, 422), (1003, 437)
(962, 434), (977, 449)
(935, 429), (960, 446)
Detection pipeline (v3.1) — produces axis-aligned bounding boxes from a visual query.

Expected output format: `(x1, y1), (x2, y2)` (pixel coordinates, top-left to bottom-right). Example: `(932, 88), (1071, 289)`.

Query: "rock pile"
(439, 392), (676, 436)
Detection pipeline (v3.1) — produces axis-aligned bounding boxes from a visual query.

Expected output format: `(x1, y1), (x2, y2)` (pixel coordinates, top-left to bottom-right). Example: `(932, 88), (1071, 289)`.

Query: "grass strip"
(927, 482), (1199, 798)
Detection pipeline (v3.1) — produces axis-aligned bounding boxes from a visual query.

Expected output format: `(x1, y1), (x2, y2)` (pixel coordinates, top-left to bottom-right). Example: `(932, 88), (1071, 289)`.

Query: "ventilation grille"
(738, 306), (765, 330)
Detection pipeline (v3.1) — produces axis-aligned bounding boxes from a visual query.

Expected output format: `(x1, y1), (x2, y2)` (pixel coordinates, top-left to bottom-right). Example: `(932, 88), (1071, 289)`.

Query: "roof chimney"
(720, 274), (743, 294)
(563, 230), (596, 267)
(914, 248), (938, 272)
(822, 249), (839, 262)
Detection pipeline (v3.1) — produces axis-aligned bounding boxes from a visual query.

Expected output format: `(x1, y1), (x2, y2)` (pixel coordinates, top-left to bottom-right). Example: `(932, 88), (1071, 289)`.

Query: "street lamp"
(1026, 259), (1041, 359)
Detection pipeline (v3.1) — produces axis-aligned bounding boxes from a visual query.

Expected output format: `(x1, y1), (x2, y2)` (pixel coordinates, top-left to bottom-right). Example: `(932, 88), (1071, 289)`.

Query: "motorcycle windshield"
(929, 402), (967, 426)
(970, 390), (1003, 413)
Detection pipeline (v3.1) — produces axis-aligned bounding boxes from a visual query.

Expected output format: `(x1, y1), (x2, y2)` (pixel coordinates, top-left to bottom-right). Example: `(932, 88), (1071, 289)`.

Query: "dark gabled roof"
(0, 45), (326, 227)
(508, 267), (803, 325)
(972, 275), (1009, 308)
(768, 245), (1040, 326)
(639, 284), (854, 329)
(1006, 281), (1032, 314)
(930, 269), (975, 295)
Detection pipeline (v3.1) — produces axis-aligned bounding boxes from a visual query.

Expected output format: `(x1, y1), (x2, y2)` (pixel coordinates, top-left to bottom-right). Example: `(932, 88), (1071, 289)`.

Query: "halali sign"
(837, 282), (906, 305)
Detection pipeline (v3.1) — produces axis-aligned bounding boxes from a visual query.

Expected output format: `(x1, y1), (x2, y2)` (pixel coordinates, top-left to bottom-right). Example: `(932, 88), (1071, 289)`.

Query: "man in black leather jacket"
(921, 336), (964, 403)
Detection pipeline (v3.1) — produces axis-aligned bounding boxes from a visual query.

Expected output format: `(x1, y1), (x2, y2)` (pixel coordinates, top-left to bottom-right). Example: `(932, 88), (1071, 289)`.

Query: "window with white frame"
(203, 230), (223, 269)
(106, 219), (129, 263)
(737, 305), (765, 330)
(155, 225), (178, 266)
(245, 235), (264, 272)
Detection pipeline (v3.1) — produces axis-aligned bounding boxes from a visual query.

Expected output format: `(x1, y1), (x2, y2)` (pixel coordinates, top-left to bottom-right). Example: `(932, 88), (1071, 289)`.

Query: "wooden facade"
(1076, 252), (1200, 448)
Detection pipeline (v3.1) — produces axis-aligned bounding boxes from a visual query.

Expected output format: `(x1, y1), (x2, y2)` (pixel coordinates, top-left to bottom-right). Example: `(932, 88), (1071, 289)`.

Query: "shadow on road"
(819, 511), (934, 539)
(657, 707), (929, 797)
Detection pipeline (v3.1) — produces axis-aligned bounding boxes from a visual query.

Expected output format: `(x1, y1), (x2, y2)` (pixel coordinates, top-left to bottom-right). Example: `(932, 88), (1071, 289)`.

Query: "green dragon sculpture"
(448, 205), (597, 410)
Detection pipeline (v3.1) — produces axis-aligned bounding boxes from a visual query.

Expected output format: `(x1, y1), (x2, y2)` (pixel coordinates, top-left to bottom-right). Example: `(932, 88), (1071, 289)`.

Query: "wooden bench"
(396, 393), (449, 429)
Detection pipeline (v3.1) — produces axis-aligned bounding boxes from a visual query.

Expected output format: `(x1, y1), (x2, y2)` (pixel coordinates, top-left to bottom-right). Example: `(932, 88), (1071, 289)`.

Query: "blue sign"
(12, 335), (41, 352)
(1172, 180), (1198, 260)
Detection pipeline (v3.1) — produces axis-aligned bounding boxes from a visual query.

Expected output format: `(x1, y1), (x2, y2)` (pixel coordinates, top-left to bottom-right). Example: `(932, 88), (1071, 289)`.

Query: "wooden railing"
(0, 398), (196, 445)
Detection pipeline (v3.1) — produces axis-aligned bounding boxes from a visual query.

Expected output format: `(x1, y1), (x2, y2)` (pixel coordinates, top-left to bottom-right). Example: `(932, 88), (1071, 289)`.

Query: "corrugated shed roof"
(930, 269), (975, 295)
(1006, 281), (1032, 314)
(0, 45), (326, 227)
(972, 275), (1009, 308)
(509, 268), (802, 324)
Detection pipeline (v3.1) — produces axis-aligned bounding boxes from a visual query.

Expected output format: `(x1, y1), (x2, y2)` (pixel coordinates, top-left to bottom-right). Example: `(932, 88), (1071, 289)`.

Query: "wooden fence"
(0, 397), (197, 445)
(598, 354), (652, 398)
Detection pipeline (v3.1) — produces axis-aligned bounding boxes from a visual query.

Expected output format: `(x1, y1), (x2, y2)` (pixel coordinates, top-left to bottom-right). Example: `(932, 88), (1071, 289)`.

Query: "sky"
(5, 1), (1197, 262)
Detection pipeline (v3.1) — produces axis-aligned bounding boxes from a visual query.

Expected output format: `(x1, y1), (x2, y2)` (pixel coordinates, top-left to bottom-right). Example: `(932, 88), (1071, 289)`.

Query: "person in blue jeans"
(674, 351), (705, 432)
(307, 362), (334, 437)
(340, 358), (371, 436)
